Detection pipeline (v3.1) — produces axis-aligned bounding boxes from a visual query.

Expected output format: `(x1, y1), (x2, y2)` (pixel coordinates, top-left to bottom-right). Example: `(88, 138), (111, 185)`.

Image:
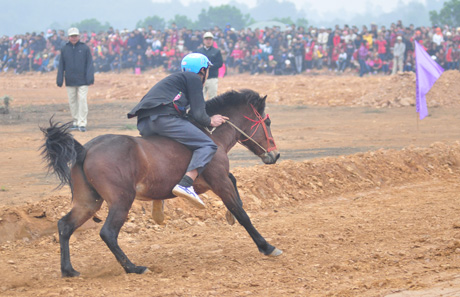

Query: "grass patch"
(121, 124), (137, 130)
(363, 108), (385, 114)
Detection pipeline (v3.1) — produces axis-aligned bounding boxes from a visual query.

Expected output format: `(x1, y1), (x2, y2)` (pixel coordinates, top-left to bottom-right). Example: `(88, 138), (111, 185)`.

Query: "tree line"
(71, 5), (304, 33)
(68, 1), (460, 35)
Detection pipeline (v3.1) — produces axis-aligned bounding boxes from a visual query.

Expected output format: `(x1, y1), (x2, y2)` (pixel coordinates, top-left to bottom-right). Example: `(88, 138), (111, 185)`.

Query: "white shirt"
(432, 34), (444, 46)
(317, 32), (329, 45)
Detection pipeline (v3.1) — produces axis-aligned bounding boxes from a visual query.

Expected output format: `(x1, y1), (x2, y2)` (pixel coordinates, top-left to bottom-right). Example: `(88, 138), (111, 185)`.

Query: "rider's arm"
(186, 74), (211, 127)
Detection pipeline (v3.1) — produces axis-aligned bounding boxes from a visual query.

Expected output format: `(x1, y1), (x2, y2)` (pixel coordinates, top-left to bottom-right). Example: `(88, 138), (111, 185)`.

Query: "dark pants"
(358, 59), (369, 77)
(138, 115), (217, 174)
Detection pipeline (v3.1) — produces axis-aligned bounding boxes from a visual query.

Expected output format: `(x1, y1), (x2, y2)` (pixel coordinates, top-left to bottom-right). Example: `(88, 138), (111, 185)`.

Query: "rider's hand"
(210, 114), (229, 127)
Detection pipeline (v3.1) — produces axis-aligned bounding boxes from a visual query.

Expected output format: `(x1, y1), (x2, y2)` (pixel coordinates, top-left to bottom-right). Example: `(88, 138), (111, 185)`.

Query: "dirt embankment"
(1, 142), (459, 244)
(1, 70), (460, 108)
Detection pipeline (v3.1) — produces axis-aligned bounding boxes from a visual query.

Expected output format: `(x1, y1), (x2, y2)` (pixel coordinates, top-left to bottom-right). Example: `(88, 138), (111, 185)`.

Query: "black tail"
(40, 118), (86, 189)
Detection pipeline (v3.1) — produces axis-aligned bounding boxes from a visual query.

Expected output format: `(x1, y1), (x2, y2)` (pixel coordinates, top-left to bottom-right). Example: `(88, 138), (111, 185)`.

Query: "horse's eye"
(265, 116), (271, 126)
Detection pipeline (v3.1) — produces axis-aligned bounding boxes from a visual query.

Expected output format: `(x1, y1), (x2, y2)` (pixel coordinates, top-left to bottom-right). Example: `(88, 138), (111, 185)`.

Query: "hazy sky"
(154, 0), (427, 14)
(0, 0), (438, 36)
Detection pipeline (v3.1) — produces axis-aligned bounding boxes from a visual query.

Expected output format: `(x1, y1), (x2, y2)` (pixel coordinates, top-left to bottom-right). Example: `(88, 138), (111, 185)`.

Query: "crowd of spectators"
(1, 20), (460, 77)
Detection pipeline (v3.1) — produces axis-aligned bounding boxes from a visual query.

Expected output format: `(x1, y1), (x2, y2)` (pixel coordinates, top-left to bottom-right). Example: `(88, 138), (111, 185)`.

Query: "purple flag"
(415, 41), (444, 120)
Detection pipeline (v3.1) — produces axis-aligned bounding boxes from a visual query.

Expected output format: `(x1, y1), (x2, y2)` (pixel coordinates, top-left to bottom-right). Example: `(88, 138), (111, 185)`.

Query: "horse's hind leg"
(99, 195), (148, 274)
(58, 169), (103, 277)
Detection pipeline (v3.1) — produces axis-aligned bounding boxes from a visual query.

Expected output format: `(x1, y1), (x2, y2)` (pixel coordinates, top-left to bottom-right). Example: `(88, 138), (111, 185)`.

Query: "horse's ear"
(257, 95), (267, 112)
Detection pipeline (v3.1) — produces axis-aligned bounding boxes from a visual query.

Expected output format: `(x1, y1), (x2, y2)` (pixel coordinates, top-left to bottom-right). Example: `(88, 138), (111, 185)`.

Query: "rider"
(127, 53), (228, 208)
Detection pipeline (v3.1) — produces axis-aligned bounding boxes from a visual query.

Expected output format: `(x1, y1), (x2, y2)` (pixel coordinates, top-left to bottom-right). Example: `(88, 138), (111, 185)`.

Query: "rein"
(226, 104), (277, 154)
(226, 120), (268, 153)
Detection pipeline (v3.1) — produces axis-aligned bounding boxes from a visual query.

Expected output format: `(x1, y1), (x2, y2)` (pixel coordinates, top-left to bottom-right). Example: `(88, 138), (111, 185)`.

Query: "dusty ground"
(1, 69), (460, 296)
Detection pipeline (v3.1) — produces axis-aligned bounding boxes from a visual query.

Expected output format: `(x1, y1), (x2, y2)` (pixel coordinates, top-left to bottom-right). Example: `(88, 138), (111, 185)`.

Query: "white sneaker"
(172, 185), (205, 209)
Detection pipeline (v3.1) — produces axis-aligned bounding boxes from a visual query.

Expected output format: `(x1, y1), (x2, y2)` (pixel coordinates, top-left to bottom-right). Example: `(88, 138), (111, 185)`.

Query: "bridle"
(226, 104), (277, 154)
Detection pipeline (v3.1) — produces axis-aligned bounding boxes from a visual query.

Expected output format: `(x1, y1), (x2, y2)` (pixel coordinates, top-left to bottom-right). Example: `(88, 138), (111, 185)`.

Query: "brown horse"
(41, 89), (281, 277)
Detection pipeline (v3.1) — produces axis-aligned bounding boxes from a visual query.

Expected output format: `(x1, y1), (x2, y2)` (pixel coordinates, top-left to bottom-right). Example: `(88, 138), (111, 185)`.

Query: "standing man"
(195, 32), (223, 100)
(57, 27), (94, 132)
(392, 36), (406, 75)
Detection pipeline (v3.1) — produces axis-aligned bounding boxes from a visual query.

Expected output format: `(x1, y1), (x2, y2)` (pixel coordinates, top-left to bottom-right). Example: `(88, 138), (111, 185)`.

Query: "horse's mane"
(205, 89), (265, 116)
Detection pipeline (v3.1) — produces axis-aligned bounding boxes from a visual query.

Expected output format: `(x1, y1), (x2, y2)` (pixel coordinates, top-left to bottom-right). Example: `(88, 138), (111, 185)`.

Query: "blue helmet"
(181, 53), (212, 74)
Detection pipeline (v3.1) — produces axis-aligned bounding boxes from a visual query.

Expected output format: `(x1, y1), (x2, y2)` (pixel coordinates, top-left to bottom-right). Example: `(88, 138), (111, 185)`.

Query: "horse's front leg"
(207, 171), (282, 256)
(152, 200), (165, 224)
(225, 173), (242, 225)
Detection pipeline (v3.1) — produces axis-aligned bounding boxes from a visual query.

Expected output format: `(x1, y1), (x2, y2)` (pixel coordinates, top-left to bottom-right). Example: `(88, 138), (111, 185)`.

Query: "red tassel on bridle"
(240, 104), (277, 153)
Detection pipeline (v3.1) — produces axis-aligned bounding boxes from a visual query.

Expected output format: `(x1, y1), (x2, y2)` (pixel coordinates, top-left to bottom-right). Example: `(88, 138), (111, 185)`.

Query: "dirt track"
(1, 70), (460, 296)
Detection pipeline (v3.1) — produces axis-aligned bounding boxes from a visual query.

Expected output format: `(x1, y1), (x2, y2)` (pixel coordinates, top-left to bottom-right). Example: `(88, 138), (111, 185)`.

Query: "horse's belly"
(134, 195), (154, 201)
(134, 182), (175, 200)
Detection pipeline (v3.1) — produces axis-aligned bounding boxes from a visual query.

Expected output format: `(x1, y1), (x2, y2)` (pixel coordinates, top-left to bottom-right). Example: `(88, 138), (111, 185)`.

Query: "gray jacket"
(393, 41), (406, 58)
(57, 41), (94, 87)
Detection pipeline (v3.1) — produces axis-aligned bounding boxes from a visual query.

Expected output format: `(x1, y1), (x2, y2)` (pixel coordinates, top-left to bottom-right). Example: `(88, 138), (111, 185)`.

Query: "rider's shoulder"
(180, 71), (201, 80)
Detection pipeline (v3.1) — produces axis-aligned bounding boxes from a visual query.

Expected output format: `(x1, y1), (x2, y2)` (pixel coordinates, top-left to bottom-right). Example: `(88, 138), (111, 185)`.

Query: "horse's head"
(237, 92), (280, 164)
(207, 89), (280, 164)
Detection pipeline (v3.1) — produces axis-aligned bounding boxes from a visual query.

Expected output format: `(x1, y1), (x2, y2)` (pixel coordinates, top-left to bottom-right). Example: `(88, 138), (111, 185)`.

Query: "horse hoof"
(225, 210), (236, 225)
(131, 266), (149, 274)
(62, 269), (80, 278)
(268, 248), (283, 257)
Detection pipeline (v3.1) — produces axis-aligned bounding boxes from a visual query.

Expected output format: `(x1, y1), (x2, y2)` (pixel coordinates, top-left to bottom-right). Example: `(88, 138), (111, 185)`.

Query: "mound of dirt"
(1, 70), (459, 109)
(353, 70), (460, 108)
(233, 141), (460, 206)
(1, 141), (459, 244)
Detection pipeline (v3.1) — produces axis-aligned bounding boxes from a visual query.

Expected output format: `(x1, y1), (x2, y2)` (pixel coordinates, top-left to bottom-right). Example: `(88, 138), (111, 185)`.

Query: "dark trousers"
(358, 59), (369, 77)
(138, 115), (217, 174)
